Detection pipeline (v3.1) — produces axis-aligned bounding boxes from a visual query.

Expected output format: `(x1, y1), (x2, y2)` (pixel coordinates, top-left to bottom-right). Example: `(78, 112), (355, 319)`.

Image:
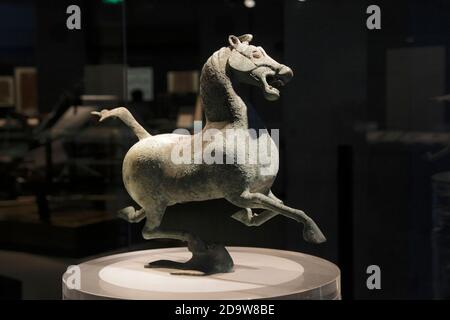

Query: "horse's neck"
(200, 48), (248, 128)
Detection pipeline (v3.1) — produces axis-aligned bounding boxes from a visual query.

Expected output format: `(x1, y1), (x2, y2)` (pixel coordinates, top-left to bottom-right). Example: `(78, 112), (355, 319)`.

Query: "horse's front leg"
(228, 190), (326, 244)
(230, 190), (281, 226)
(231, 208), (278, 226)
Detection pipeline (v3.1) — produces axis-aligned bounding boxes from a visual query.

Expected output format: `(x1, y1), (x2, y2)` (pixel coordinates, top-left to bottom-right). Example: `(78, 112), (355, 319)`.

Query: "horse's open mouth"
(261, 72), (282, 101)
(266, 74), (285, 89)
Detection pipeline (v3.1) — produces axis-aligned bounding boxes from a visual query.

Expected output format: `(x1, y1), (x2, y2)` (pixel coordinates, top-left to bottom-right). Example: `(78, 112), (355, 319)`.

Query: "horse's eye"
(252, 51), (262, 59)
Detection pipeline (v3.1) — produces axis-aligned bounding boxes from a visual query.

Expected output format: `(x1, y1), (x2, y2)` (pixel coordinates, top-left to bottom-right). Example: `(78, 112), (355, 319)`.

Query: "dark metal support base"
(145, 240), (234, 275)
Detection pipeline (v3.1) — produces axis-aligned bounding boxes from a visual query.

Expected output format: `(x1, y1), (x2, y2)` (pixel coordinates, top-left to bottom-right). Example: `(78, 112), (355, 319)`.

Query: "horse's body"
(93, 34), (325, 274)
(123, 128), (277, 207)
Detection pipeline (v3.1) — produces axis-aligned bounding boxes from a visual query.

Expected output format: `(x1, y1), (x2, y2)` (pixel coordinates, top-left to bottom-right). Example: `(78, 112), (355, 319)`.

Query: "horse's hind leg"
(228, 190), (326, 244)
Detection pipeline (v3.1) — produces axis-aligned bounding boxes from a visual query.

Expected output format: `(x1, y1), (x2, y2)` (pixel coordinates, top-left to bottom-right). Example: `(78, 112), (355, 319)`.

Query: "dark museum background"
(0, 0), (449, 300)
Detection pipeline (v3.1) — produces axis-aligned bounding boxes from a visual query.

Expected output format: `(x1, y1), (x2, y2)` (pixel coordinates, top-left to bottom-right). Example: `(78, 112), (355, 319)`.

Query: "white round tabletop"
(62, 247), (340, 300)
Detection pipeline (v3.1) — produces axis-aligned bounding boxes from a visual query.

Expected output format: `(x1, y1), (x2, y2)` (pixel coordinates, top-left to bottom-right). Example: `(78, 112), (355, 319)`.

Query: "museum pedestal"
(62, 247), (340, 300)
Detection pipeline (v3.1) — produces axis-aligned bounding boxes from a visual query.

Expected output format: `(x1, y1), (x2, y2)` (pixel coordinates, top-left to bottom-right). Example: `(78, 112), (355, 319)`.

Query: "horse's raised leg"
(230, 190), (281, 226)
(231, 208), (278, 227)
(141, 205), (234, 275)
(227, 191), (326, 243)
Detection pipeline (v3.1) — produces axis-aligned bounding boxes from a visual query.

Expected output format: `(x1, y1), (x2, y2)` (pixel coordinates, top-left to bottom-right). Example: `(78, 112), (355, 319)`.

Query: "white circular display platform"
(62, 247), (340, 300)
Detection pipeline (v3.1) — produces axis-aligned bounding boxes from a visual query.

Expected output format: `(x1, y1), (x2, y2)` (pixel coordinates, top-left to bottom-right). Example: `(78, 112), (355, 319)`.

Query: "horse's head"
(227, 34), (293, 101)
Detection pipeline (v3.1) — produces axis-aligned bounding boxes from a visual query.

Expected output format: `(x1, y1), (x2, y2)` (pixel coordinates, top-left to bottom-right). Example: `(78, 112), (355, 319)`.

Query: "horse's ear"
(228, 35), (241, 49)
(238, 34), (253, 44)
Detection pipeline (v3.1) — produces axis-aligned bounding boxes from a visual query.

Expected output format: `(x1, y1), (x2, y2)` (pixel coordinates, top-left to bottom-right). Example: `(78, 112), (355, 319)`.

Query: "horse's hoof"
(303, 221), (326, 244)
(118, 206), (145, 223)
(91, 109), (109, 122)
(117, 206), (134, 221)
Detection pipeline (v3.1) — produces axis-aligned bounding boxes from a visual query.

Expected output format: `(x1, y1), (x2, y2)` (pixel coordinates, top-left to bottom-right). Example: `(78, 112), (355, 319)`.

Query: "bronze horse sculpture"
(92, 34), (325, 275)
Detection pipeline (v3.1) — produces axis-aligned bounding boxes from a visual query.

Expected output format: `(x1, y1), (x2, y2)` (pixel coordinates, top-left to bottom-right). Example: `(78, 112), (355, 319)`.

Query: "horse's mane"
(200, 47), (235, 123)
(204, 46), (231, 75)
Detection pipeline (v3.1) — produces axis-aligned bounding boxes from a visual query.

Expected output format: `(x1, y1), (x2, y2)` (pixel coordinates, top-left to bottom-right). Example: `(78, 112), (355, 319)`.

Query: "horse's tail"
(91, 107), (151, 140)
